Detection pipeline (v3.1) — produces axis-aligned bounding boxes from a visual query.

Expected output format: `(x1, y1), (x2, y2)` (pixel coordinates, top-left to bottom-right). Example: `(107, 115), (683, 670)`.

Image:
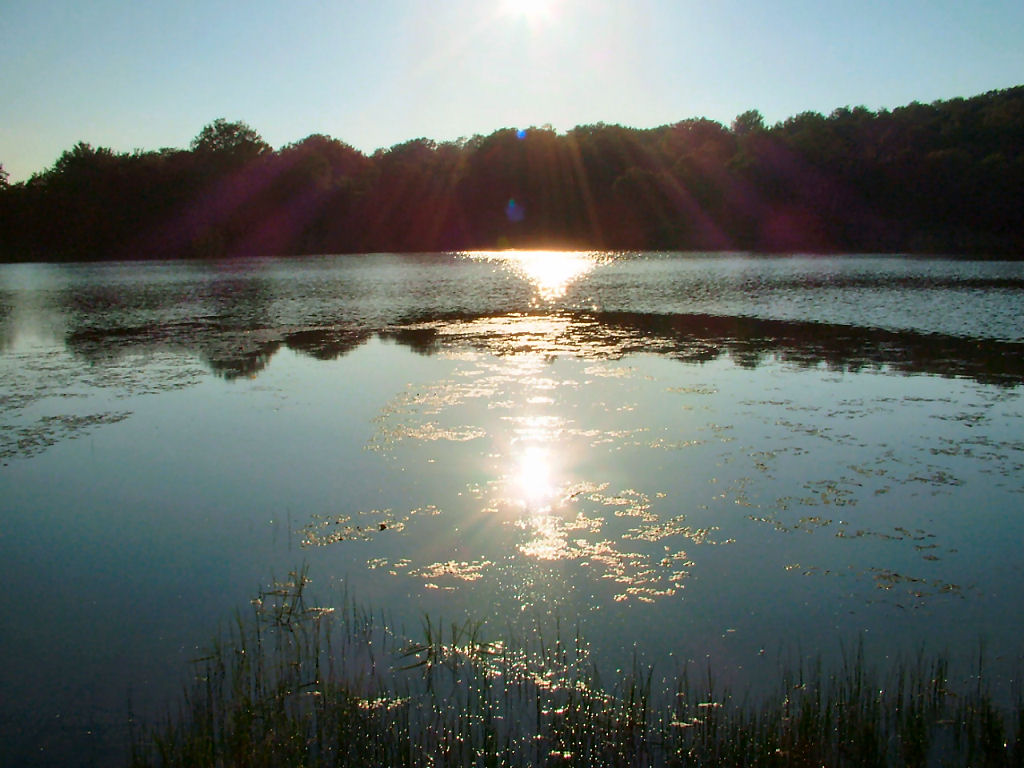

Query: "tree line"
(1, 85), (1022, 261)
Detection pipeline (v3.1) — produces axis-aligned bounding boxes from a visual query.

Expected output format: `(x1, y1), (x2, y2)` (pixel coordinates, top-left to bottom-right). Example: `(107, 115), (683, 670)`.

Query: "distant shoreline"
(2, 249), (1022, 267)
(2, 86), (1022, 263)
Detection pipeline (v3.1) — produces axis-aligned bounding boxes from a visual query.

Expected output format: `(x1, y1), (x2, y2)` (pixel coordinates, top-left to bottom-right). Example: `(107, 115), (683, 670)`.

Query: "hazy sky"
(2, 0), (1022, 182)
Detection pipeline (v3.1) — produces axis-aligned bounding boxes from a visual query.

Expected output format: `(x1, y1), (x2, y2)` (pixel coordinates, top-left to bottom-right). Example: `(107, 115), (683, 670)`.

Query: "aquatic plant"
(130, 566), (1022, 767)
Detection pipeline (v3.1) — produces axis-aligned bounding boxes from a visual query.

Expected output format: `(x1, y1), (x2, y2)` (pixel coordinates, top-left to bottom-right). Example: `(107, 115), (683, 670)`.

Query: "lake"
(1, 251), (1022, 766)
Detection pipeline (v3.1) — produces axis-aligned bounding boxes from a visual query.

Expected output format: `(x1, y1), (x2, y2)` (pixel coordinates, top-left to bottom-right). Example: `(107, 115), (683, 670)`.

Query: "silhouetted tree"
(190, 119), (271, 163)
(2, 86), (1023, 262)
(731, 109), (766, 136)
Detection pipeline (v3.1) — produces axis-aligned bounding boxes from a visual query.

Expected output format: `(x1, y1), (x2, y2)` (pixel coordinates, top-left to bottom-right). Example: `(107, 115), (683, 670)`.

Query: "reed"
(130, 567), (1022, 767)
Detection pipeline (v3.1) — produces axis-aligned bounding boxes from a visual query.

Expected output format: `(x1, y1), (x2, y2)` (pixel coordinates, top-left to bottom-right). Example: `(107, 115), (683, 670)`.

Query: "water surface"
(1, 252), (1022, 766)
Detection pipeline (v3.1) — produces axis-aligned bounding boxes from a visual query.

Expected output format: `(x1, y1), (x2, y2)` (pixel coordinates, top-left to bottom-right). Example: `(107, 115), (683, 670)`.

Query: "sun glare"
(518, 251), (599, 301)
(471, 250), (603, 303)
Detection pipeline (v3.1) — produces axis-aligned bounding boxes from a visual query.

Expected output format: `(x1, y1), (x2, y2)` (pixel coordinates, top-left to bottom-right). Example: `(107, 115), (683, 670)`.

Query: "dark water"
(1, 252), (1023, 766)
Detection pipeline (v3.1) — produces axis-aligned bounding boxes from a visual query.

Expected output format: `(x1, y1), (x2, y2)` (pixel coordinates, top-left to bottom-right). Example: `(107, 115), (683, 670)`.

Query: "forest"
(1, 85), (1022, 261)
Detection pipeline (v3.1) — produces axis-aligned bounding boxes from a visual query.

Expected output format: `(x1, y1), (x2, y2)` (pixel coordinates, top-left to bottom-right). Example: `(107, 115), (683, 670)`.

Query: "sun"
(500, 0), (556, 23)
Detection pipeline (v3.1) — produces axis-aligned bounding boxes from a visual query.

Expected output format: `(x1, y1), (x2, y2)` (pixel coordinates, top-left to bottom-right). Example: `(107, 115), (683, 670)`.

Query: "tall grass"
(130, 567), (1022, 767)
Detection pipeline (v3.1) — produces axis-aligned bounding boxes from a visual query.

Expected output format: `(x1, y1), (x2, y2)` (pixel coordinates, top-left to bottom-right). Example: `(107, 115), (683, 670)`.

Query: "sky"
(1, 0), (1023, 182)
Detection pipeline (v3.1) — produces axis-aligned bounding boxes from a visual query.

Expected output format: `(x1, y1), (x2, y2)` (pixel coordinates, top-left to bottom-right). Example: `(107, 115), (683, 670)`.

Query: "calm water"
(1, 252), (1023, 765)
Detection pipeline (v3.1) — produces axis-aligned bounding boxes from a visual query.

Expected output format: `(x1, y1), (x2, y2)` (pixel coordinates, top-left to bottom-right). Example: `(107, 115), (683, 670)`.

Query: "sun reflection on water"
(514, 445), (557, 507)
(468, 250), (605, 303)
(360, 336), (712, 603)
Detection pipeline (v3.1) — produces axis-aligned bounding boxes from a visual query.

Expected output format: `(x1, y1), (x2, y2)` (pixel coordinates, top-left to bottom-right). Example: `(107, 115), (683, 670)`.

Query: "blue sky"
(2, 0), (1022, 182)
